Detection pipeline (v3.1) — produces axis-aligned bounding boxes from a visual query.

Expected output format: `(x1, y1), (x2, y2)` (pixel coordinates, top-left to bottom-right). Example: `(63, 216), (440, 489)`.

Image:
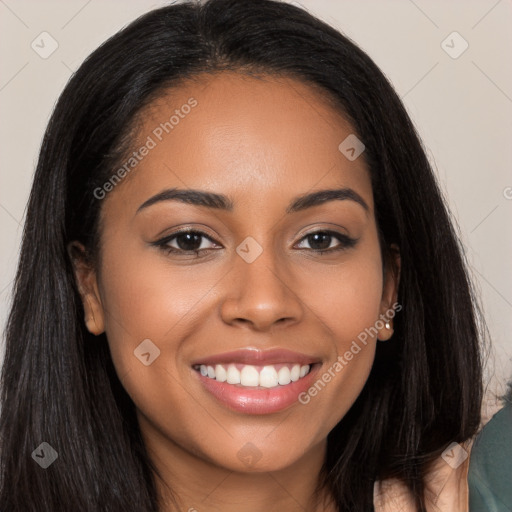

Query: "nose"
(219, 244), (304, 332)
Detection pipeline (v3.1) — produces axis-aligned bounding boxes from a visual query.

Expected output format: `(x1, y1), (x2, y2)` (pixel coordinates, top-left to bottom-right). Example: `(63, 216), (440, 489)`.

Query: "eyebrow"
(136, 187), (369, 215)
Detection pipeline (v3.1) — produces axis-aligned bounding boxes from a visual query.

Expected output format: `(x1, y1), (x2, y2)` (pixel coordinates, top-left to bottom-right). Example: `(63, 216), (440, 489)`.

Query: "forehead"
(102, 71), (373, 219)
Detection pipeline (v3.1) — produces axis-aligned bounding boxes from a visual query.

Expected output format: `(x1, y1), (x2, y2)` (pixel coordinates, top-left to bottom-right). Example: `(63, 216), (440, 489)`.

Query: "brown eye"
(305, 232), (334, 251)
(295, 230), (357, 253)
(173, 232), (206, 251)
(153, 229), (220, 256)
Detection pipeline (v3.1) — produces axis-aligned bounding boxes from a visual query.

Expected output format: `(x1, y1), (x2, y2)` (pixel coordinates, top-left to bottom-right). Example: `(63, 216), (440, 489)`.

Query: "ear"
(67, 241), (105, 336)
(377, 243), (401, 341)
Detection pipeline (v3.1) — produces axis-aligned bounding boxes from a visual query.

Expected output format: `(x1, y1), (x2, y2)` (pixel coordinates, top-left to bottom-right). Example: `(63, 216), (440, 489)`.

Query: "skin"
(70, 71), (400, 512)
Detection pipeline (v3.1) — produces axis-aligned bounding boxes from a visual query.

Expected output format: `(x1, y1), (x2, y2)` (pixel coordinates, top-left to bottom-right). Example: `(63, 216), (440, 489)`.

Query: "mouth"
(192, 362), (313, 388)
(191, 348), (322, 415)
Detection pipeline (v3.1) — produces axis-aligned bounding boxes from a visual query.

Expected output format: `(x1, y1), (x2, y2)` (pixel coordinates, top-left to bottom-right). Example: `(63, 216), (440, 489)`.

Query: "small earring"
(385, 321), (391, 330)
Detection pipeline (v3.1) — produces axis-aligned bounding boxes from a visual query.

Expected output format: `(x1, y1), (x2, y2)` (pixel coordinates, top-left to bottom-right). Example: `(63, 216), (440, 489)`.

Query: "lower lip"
(194, 364), (321, 415)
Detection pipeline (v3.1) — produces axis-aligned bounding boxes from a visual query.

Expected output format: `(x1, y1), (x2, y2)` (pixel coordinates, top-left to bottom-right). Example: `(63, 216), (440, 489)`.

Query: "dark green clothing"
(468, 403), (512, 512)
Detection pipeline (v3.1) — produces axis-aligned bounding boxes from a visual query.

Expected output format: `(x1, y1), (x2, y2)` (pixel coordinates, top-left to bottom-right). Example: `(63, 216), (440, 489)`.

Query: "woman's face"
(74, 72), (399, 474)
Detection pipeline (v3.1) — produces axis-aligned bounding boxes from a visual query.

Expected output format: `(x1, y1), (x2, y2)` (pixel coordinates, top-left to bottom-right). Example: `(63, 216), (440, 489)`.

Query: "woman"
(0, 0), (485, 510)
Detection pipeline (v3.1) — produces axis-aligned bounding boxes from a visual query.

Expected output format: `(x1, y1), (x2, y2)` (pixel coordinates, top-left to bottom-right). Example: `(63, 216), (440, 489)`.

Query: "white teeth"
(226, 364), (241, 384)
(290, 364), (301, 382)
(215, 364), (227, 382)
(197, 363), (312, 388)
(259, 366), (278, 388)
(277, 366), (291, 385)
(240, 365), (259, 386)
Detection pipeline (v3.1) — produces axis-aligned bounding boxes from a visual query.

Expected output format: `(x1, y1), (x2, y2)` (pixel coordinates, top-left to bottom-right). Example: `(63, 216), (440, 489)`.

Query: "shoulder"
(374, 440), (472, 512)
(468, 403), (512, 511)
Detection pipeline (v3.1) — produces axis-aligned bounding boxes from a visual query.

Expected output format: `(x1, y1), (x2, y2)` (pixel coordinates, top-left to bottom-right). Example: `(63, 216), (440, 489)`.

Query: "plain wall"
(1, 0), (511, 420)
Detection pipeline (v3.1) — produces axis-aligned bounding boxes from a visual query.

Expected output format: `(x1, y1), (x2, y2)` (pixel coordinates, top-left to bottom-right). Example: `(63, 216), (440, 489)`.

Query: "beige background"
(1, 0), (511, 419)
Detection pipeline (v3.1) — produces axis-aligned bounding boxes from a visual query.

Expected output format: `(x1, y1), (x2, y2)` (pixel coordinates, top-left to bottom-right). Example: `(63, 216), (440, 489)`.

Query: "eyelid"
(152, 226), (357, 256)
(156, 227), (220, 250)
(294, 229), (357, 250)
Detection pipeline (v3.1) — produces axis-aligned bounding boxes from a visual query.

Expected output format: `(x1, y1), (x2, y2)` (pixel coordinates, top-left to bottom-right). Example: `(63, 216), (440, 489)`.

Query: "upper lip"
(191, 348), (321, 367)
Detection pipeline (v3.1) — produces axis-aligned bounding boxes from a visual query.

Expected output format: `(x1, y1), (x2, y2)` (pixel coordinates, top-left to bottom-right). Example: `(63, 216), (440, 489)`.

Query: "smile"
(193, 363), (312, 388)
(190, 348), (322, 415)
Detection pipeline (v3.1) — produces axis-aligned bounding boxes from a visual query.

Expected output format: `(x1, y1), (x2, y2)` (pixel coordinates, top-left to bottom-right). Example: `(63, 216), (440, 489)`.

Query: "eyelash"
(152, 228), (358, 257)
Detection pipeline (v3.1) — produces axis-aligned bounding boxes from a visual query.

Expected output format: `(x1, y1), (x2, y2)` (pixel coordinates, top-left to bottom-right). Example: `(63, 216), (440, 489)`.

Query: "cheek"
(295, 245), (384, 426)
(96, 243), (201, 435)
(96, 235), (221, 367)
(300, 247), (384, 345)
